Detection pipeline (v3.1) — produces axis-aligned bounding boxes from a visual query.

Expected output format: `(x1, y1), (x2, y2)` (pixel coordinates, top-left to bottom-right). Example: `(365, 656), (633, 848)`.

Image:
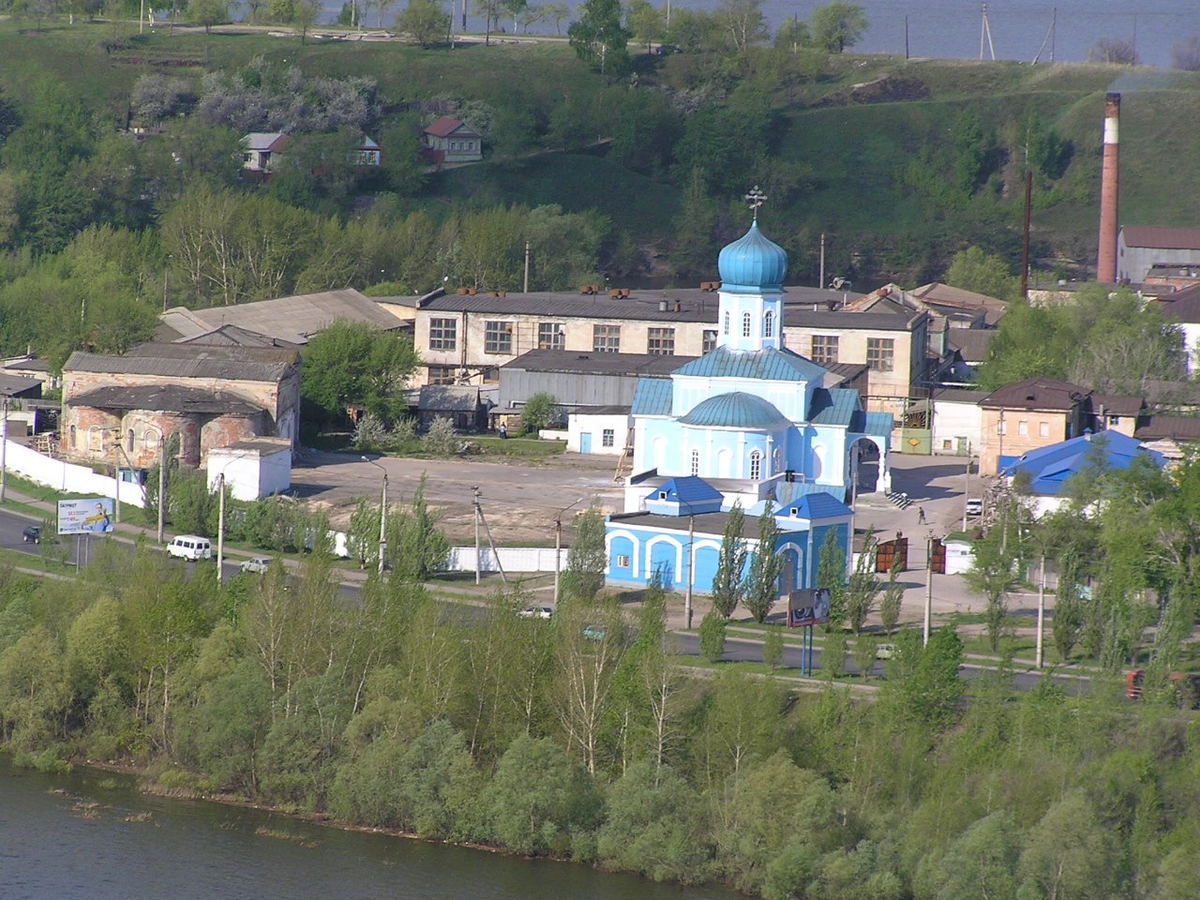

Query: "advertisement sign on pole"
(787, 588), (831, 628)
(57, 498), (115, 535)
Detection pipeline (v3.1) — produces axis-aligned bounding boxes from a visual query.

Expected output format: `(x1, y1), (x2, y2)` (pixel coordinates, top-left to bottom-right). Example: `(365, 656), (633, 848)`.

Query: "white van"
(167, 535), (212, 560)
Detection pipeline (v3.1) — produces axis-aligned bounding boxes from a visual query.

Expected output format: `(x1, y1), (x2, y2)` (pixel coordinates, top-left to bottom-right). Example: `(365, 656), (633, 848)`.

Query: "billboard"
(58, 498), (115, 535)
(787, 588), (831, 628)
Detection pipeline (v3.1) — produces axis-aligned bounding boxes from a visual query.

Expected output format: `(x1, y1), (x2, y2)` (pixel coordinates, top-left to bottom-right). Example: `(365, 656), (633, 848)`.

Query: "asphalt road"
(0, 505), (1086, 693)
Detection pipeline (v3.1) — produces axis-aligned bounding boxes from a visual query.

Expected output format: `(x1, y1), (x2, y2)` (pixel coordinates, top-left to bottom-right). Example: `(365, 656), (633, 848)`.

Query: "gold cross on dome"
(745, 185), (768, 221)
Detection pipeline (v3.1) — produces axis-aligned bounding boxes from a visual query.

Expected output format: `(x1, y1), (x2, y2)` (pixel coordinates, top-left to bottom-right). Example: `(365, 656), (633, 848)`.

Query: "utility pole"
(112, 440), (121, 524)
(157, 437), (167, 543)
(923, 532), (933, 645)
(0, 397), (8, 504)
(1020, 169), (1033, 299)
(685, 511), (695, 629)
(819, 233), (826, 289)
(1036, 553), (1046, 668)
(523, 241), (531, 293)
(553, 497), (585, 606)
(217, 472), (226, 582)
(474, 485), (482, 585)
(378, 471), (388, 575)
(962, 454), (971, 532)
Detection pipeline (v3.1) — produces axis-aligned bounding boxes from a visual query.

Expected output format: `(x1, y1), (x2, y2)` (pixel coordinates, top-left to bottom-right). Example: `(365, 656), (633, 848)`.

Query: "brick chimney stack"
(1097, 92), (1121, 283)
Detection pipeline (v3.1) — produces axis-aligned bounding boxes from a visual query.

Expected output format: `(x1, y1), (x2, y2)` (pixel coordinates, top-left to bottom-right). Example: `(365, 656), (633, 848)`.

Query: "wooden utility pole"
(1020, 169), (1033, 298)
(157, 437), (167, 543)
(217, 472), (226, 582)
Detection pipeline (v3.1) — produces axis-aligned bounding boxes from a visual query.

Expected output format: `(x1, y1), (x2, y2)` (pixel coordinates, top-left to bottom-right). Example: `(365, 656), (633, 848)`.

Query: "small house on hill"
(242, 132), (290, 179)
(422, 117), (482, 164)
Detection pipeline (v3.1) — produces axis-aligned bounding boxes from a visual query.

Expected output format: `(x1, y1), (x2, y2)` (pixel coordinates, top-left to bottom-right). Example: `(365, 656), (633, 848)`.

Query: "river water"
(1, 756), (737, 900)
(314, 0), (1196, 69)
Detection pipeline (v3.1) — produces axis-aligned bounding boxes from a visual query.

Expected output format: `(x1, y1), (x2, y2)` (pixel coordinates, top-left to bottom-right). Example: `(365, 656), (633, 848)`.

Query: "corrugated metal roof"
(419, 286), (867, 325)
(505, 349), (697, 376)
(980, 377), (1089, 410)
(673, 346), (825, 382)
(424, 116), (479, 138)
(947, 328), (998, 362)
(159, 289), (402, 346)
(70, 385), (265, 416)
(65, 344), (297, 383)
(0, 373), (43, 397)
(808, 388), (859, 426)
(1122, 226), (1200, 250)
(418, 385), (485, 412)
(774, 481), (837, 506)
(678, 392), (790, 430)
(631, 378), (673, 416)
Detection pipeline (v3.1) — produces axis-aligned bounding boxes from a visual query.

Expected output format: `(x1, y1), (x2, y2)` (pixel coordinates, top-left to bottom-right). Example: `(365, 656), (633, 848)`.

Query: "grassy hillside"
(1, 21), (1199, 285)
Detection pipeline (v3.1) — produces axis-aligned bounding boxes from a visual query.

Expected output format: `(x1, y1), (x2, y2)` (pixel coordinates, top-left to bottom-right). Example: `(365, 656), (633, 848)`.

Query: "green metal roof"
(672, 346), (825, 383)
(859, 411), (895, 437)
(808, 388), (859, 426)
(631, 377), (673, 416)
(678, 392), (790, 430)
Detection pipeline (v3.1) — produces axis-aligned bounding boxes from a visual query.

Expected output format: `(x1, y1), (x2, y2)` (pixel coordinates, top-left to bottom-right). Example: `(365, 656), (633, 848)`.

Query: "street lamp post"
(217, 471), (226, 581)
(362, 457), (388, 574)
(553, 497), (586, 606)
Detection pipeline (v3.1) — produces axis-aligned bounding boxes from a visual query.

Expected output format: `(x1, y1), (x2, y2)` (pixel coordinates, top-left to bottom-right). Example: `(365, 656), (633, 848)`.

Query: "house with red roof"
(421, 116), (482, 164)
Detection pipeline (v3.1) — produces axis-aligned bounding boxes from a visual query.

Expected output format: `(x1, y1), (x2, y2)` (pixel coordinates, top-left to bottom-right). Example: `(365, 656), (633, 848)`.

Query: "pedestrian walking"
(917, 506), (926, 524)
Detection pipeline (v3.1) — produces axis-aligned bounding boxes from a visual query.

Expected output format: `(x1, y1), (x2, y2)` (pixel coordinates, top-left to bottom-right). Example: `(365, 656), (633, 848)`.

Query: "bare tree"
(1088, 37), (1139, 65)
(1171, 36), (1200, 71)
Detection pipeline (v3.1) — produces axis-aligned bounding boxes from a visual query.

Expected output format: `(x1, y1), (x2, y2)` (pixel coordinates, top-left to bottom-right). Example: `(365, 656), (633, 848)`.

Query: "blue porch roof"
(809, 388), (860, 426)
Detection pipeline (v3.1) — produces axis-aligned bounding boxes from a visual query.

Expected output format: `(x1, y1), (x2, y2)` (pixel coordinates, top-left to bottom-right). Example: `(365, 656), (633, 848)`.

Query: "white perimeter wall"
(2, 439), (145, 507)
(446, 546), (566, 572)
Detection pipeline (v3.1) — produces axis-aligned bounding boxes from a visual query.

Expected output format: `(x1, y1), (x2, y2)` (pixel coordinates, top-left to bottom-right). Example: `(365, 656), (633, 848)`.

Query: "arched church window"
(774, 447), (783, 472)
(690, 448), (701, 476)
(127, 429), (135, 453)
(723, 312), (730, 335)
(742, 312), (752, 338)
(764, 311), (774, 338)
(749, 450), (762, 480)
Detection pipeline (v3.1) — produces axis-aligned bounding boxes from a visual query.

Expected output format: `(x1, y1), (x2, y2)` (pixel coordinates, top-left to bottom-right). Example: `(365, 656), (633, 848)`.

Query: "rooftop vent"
(659, 300), (669, 312)
(700, 281), (721, 291)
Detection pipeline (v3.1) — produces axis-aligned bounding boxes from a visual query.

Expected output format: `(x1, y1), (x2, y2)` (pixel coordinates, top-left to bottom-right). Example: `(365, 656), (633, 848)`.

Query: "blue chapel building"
(605, 218), (894, 597)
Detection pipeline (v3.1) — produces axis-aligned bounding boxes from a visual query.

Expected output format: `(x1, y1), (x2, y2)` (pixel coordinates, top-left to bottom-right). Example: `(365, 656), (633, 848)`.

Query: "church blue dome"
(717, 221), (788, 292)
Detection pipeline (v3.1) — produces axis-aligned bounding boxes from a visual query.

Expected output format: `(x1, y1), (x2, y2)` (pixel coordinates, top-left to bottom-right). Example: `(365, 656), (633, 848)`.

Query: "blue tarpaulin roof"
(1000, 430), (1166, 496)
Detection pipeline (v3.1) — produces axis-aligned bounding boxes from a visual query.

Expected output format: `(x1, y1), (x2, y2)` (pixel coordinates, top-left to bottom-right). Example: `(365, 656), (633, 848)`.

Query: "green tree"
(396, 0), (449, 46)
(964, 529), (1021, 652)
(710, 502), (747, 617)
(946, 245), (1020, 302)
(845, 529), (880, 634)
(301, 320), (420, 424)
(888, 625), (964, 730)
(851, 635), (876, 680)
(561, 502), (606, 602)
(810, 1), (866, 52)
(763, 626), (783, 668)
(879, 559), (902, 635)
(625, 0), (664, 51)
(387, 475), (450, 581)
(816, 528), (847, 629)
(568, 0), (631, 75)
(190, 0), (229, 31)
(0, 627), (68, 748)
(485, 732), (599, 854)
(1018, 791), (1122, 900)
(744, 504), (784, 623)
(520, 391), (559, 434)
(823, 630), (848, 678)
(716, 0), (767, 53)
(699, 610), (727, 662)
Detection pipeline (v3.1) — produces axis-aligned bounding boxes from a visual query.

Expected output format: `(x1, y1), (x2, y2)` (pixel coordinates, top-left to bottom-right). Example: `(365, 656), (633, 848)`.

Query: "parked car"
(875, 643), (897, 660)
(21, 525), (40, 544)
(583, 624), (607, 641)
(167, 535), (212, 560)
(518, 606), (553, 619)
(965, 498), (984, 517)
(241, 556), (272, 574)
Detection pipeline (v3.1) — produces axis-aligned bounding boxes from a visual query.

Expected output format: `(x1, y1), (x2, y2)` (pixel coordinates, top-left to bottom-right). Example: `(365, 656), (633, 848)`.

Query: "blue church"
(605, 216), (893, 597)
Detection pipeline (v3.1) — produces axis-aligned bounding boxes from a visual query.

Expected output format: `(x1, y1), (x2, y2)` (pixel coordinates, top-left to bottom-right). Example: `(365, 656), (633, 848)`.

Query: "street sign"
(787, 588), (831, 627)
(57, 498), (114, 535)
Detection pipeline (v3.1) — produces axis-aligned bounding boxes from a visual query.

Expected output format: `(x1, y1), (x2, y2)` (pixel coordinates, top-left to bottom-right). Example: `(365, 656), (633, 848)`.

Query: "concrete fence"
(2, 439), (145, 508)
(446, 546), (565, 573)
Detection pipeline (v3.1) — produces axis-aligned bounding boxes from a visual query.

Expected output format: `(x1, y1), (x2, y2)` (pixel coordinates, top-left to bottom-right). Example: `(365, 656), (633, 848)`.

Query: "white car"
(241, 556), (272, 574)
(965, 498), (984, 517)
(519, 606), (553, 619)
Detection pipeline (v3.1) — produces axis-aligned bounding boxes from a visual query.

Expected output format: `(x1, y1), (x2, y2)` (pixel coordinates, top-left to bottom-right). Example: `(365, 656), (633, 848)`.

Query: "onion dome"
(679, 392), (790, 430)
(717, 221), (788, 293)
